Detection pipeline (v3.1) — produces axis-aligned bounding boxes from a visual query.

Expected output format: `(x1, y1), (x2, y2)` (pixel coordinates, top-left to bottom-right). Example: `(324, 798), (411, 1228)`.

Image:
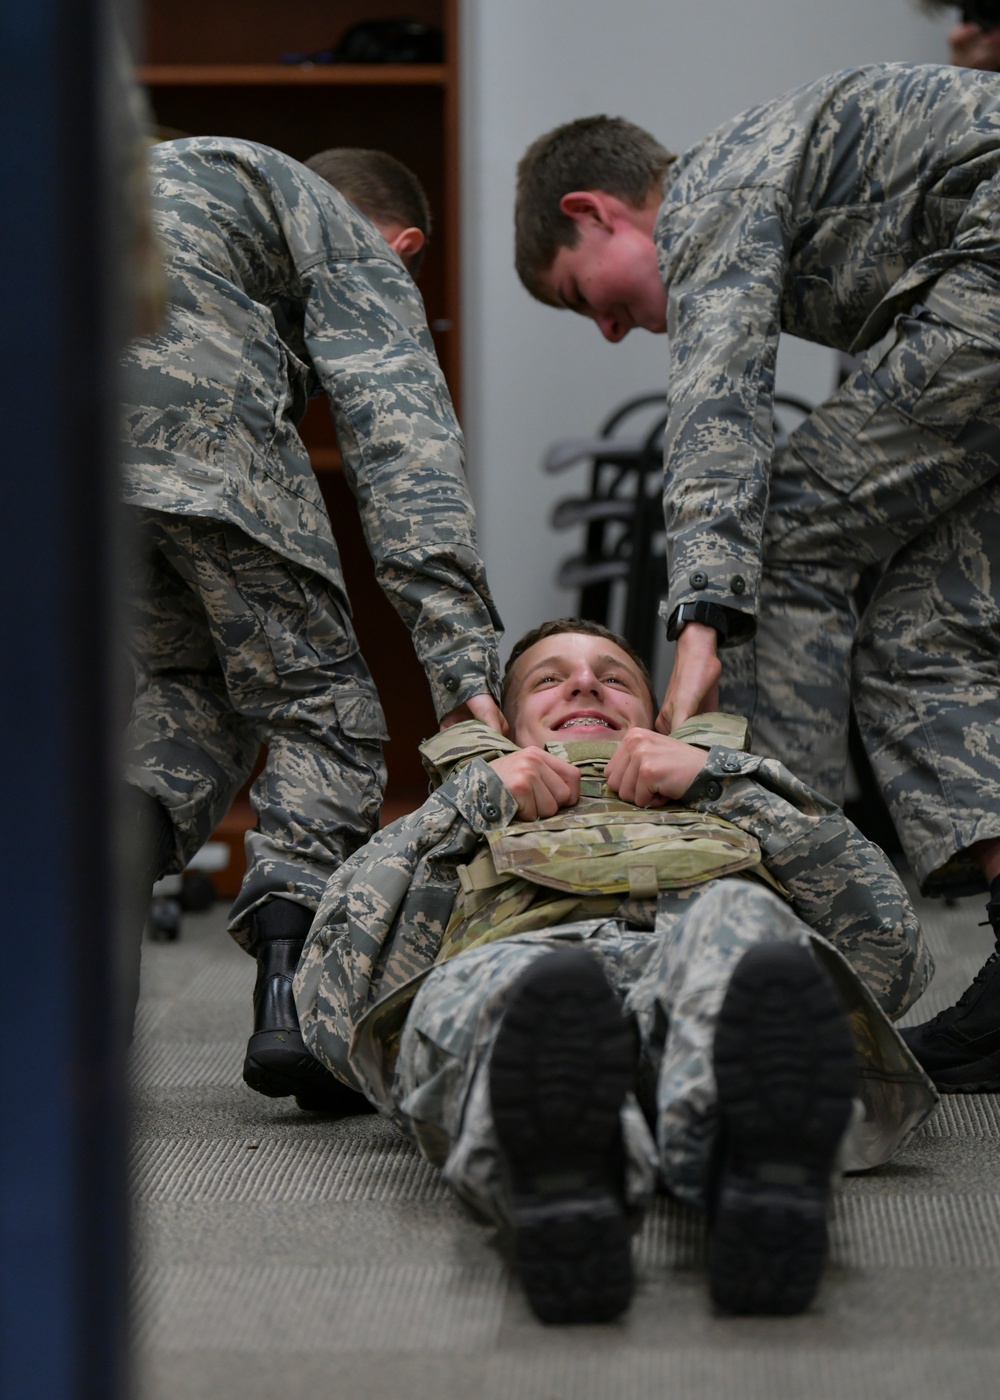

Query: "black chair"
(546, 393), (667, 659)
(547, 391), (813, 669)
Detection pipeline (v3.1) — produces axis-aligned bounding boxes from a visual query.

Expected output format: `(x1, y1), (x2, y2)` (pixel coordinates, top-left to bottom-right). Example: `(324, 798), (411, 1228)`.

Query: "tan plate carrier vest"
(419, 715), (786, 964)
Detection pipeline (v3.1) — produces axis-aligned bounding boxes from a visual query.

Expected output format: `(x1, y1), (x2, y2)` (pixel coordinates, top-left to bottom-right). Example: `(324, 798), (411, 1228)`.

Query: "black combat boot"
(900, 894), (1000, 1092)
(242, 899), (373, 1114)
(709, 942), (858, 1316)
(489, 948), (637, 1325)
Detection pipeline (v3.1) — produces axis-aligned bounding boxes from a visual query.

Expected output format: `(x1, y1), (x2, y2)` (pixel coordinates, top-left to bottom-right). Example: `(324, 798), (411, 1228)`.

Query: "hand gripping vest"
(419, 715), (786, 963)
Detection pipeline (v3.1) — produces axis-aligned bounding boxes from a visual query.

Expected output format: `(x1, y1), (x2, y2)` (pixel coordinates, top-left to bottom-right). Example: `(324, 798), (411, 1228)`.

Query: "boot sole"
(711, 942), (858, 1316)
(934, 1078), (1000, 1093)
(489, 948), (636, 1325)
(921, 1050), (1000, 1094)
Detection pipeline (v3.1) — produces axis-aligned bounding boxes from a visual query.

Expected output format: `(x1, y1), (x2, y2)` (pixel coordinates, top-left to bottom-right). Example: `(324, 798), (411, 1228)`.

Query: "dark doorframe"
(0, 2), (134, 1396)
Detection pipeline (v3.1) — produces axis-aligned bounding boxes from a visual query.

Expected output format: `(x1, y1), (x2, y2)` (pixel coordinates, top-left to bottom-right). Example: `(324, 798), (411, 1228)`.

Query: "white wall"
(460, 0), (949, 658)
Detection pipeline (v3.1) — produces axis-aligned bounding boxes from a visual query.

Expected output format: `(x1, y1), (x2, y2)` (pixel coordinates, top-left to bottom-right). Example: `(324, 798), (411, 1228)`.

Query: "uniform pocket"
(226, 536), (357, 675)
(332, 684), (389, 742)
(785, 314), (979, 498)
(868, 314), (985, 443)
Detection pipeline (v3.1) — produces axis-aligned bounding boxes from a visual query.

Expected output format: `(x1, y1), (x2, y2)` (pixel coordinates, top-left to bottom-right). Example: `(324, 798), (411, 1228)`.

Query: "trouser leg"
(852, 474), (1000, 896)
(393, 924), (659, 1229)
(624, 880), (816, 1212)
(125, 512), (260, 865)
(123, 518), (259, 1036)
(211, 529), (387, 932)
(126, 514), (388, 942)
(721, 275), (1000, 846)
(719, 544), (858, 801)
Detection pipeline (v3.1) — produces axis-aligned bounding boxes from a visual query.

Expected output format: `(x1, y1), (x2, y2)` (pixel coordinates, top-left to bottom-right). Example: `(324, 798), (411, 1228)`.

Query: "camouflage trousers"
(124, 510), (388, 940)
(392, 879), (935, 1222)
(722, 265), (1000, 897)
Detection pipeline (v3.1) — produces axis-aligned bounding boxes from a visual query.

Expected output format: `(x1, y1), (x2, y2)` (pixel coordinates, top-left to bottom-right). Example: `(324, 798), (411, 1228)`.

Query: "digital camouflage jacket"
(120, 137), (500, 716)
(656, 62), (1000, 635)
(295, 719), (933, 1119)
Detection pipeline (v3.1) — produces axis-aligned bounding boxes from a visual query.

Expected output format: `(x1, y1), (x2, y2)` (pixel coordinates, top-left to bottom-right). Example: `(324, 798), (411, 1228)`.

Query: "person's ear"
(386, 225), (425, 269)
(558, 190), (614, 232)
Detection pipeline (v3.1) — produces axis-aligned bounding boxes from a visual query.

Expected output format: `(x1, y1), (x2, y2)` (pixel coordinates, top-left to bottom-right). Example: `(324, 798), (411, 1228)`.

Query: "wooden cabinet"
(140, 0), (461, 889)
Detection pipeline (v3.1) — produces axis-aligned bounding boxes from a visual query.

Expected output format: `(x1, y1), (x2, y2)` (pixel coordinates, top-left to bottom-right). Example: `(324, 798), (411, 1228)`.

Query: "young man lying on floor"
(294, 619), (938, 1323)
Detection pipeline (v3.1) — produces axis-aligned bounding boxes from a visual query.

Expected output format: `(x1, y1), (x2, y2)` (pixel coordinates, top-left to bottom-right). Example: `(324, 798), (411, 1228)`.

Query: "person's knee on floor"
(243, 897), (373, 1114)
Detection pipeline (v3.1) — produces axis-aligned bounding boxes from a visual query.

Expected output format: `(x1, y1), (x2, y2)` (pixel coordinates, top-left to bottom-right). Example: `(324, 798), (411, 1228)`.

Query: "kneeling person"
(295, 621), (937, 1321)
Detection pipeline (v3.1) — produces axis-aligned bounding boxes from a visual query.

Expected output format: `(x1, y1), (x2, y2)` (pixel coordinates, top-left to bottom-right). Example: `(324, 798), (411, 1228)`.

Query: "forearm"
(375, 546), (502, 717)
(305, 262), (502, 714)
(329, 385), (501, 712)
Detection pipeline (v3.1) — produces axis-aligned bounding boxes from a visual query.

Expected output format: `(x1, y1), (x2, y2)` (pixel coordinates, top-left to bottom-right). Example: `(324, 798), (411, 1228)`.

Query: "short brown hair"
(306, 147), (432, 275)
(515, 116), (674, 301)
(502, 618), (657, 717)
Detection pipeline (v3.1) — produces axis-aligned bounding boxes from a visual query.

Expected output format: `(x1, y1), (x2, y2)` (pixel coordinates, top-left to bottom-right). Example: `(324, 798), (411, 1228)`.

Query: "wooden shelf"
(307, 447), (342, 474)
(139, 63), (449, 87)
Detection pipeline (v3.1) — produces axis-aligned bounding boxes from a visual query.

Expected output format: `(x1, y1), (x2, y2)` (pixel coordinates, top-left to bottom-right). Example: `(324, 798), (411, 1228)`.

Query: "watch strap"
(666, 600), (731, 642)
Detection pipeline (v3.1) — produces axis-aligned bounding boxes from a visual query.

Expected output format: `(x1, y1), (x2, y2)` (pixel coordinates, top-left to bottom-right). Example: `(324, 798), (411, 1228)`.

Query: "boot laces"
(929, 940), (1000, 1030)
(952, 945), (1000, 1011)
(921, 915), (1000, 1028)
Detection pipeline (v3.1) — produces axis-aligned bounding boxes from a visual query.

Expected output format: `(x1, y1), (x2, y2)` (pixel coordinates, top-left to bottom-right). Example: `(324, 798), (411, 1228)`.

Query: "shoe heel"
(710, 941), (858, 1316)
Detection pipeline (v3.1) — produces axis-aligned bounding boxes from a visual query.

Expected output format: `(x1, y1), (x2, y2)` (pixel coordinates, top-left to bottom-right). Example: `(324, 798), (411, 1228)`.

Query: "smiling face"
(536, 190), (667, 343)
(504, 632), (655, 747)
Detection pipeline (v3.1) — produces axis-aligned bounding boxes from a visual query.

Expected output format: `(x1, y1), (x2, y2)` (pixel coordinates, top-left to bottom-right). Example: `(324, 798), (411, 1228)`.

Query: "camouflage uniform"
(655, 63), (1000, 897)
(294, 720), (937, 1220)
(120, 137), (500, 935)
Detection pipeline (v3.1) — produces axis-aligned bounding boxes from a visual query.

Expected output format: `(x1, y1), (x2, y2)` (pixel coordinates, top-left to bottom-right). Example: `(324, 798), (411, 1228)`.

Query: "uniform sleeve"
(680, 746), (933, 1017)
(301, 254), (502, 716)
(294, 759), (517, 1086)
(659, 186), (794, 640)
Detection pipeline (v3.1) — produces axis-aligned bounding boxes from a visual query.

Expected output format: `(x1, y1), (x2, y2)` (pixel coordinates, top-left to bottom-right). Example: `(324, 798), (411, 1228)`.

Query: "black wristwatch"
(665, 600), (731, 643)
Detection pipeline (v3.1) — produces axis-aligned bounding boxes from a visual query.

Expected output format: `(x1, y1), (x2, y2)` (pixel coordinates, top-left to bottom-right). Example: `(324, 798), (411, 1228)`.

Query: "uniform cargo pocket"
(868, 314), (994, 443)
(785, 316), (981, 498)
(332, 686), (389, 742)
(227, 538), (357, 676)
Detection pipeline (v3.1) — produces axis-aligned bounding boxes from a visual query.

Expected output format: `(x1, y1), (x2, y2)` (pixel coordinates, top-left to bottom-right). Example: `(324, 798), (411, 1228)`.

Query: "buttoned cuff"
(681, 745), (763, 805)
(661, 568), (756, 648)
(439, 759), (519, 834)
(429, 669), (502, 720)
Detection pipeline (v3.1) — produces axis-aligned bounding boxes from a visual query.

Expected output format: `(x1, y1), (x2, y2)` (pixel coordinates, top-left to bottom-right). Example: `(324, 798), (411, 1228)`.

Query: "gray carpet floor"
(131, 886), (1000, 1400)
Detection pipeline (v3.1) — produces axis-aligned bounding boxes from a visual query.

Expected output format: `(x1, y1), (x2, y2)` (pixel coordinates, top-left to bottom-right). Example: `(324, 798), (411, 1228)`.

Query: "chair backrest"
(547, 388), (815, 663)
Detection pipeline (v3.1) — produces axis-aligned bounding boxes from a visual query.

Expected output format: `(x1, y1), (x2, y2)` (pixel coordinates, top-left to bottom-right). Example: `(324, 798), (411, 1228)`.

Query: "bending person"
(121, 139), (502, 1108)
(294, 620), (936, 1323)
(513, 64), (1000, 1088)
